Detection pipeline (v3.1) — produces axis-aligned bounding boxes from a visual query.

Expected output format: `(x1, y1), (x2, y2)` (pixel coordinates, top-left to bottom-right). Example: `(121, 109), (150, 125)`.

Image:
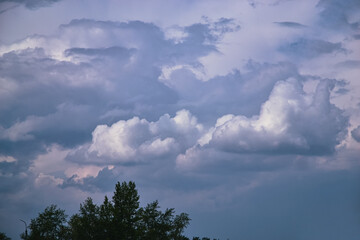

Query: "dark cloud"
(316, 0), (360, 31)
(0, 49), (108, 163)
(0, 3), (18, 14)
(335, 60), (360, 68)
(59, 18), (238, 67)
(0, 0), (61, 9)
(64, 46), (136, 61)
(274, 21), (307, 28)
(335, 87), (349, 95)
(279, 38), (345, 59)
(163, 61), (301, 122)
(351, 125), (360, 142)
(0, 48), (104, 126)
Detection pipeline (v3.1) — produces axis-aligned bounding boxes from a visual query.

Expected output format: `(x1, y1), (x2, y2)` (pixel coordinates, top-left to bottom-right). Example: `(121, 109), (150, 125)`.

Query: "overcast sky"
(0, 0), (360, 239)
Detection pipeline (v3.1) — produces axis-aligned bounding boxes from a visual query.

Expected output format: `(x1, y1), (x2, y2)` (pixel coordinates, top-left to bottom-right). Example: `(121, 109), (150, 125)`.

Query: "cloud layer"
(0, 1), (360, 239)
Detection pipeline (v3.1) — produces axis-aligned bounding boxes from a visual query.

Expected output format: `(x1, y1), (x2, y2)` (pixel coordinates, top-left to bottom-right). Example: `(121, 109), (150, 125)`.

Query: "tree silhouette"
(21, 181), (193, 240)
(137, 200), (190, 240)
(21, 205), (69, 240)
(98, 195), (114, 240)
(70, 197), (101, 240)
(112, 181), (140, 239)
(0, 232), (11, 240)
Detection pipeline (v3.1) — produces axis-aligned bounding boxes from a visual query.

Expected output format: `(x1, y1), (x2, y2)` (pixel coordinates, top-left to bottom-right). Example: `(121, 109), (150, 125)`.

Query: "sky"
(0, 0), (360, 239)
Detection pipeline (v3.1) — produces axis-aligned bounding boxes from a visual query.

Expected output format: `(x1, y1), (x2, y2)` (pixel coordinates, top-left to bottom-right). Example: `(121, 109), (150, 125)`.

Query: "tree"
(0, 232), (11, 240)
(21, 181), (193, 240)
(70, 198), (101, 240)
(112, 181), (141, 239)
(21, 205), (69, 240)
(98, 195), (114, 240)
(169, 212), (191, 240)
(138, 200), (190, 240)
(138, 200), (173, 239)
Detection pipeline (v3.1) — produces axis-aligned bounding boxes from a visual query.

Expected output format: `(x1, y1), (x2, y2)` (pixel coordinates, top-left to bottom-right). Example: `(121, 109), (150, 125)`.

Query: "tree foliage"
(138, 200), (190, 240)
(22, 205), (69, 240)
(111, 181), (140, 239)
(0, 232), (11, 240)
(21, 181), (192, 240)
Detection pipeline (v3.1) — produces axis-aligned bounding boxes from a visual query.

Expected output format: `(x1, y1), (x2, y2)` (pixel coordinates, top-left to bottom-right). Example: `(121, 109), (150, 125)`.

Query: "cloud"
(60, 166), (118, 192)
(160, 61), (301, 120)
(0, 155), (16, 163)
(0, 0), (61, 10)
(335, 60), (360, 68)
(0, 18), (245, 213)
(274, 21), (307, 28)
(209, 78), (348, 154)
(0, 102), (99, 147)
(64, 46), (136, 63)
(0, 18), (237, 163)
(0, 2), (360, 240)
(351, 125), (360, 142)
(0, 3), (18, 14)
(316, 0), (360, 31)
(279, 38), (345, 59)
(0, 3), (359, 239)
(177, 78), (348, 169)
(67, 109), (203, 164)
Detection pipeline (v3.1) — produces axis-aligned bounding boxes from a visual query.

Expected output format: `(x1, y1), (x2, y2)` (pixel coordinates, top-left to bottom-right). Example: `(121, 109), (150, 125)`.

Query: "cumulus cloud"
(177, 78), (348, 169)
(67, 109), (203, 164)
(210, 79), (347, 154)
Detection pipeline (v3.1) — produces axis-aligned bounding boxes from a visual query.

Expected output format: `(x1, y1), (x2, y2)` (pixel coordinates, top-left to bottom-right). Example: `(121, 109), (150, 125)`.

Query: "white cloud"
(177, 78), (348, 169)
(211, 78), (346, 153)
(0, 155), (16, 163)
(69, 109), (203, 164)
